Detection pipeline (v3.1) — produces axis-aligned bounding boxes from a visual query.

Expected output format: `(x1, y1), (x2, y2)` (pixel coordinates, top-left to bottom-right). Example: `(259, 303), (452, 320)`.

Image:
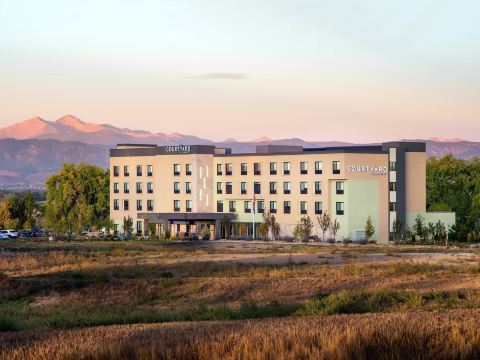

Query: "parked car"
(18, 230), (33, 238)
(0, 233), (9, 240)
(33, 228), (44, 237)
(0, 230), (18, 238)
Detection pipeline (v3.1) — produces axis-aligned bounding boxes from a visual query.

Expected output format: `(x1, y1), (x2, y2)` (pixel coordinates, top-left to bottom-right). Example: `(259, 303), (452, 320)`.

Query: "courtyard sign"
(345, 165), (388, 176)
(165, 145), (191, 154)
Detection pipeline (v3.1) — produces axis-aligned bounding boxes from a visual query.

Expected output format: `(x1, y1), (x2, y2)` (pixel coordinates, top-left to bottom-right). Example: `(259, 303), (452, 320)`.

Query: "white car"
(0, 230), (18, 238)
(0, 232), (10, 240)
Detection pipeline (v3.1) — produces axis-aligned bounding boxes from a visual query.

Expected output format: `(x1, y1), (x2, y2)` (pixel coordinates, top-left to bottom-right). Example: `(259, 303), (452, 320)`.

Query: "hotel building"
(109, 142), (455, 243)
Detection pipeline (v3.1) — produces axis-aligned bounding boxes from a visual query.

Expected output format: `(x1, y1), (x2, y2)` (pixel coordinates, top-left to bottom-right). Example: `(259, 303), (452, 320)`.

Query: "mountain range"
(0, 115), (479, 187)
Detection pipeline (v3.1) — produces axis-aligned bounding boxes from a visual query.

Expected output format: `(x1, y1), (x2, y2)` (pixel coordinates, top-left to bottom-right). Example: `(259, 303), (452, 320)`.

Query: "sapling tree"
(293, 215), (314, 242)
(364, 216), (375, 241)
(122, 216), (133, 237)
(413, 214), (427, 242)
(392, 219), (403, 241)
(330, 219), (340, 242)
(317, 211), (331, 242)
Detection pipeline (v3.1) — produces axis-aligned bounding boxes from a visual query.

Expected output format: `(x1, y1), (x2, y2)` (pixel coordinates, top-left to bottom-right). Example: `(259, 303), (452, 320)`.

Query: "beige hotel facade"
(109, 142), (455, 243)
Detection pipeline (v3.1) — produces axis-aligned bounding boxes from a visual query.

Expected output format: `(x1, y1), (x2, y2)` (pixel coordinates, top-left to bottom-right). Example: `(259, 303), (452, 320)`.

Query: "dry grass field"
(1, 239), (480, 359)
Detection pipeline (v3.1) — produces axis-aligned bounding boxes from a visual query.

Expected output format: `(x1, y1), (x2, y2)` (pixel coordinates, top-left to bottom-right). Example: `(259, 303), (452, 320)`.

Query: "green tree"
(364, 216), (375, 241)
(221, 215), (232, 239)
(44, 163), (109, 233)
(0, 195), (20, 229)
(238, 223), (248, 238)
(413, 214), (427, 242)
(257, 223), (268, 240)
(427, 155), (480, 241)
(427, 222), (436, 243)
(103, 218), (116, 235)
(404, 226), (415, 243)
(434, 220), (447, 245)
(22, 192), (36, 229)
(293, 215), (314, 242)
(148, 222), (157, 239)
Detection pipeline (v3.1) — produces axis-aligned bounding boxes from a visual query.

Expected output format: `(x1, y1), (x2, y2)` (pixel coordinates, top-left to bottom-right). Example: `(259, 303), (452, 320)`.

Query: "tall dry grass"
(2, 310), (480, 360)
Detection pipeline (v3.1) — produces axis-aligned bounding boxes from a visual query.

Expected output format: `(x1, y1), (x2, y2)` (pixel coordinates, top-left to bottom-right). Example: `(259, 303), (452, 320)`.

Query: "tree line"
(0, 163), (111, 234)
(427, 155), (480, 241)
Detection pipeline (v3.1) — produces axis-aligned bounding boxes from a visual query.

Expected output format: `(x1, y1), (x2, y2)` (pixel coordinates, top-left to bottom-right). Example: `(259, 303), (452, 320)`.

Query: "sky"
(0, 0), (479, 142)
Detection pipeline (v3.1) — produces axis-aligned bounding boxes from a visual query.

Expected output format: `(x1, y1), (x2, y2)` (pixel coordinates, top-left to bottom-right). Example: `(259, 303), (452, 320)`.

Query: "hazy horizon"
(1, 1), (479, 142)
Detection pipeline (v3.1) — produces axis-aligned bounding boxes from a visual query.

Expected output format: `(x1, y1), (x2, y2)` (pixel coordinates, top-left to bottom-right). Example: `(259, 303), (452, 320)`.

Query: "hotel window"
(216, 182), (222, 194)
(332, 161), (341, 175)
(336, 181), (344, 195)
(147, 165), (153, 177)
(217, 163), (223, 176)
(241, 163), (248, 175)
(300, 162), (308, 175)
(147, 200), (153, 211)
(389, 162), (397, 171)
(389, 202), (397, 211)
(229, 200), (236, 213)
(283, 181), (291, 194)
(186, 163), (192, 176)
(244, 201), (252, 213)
(217, 200), (223, 212)
(284, 201), (291, 214)
(136, 182), (143, 194)
(270, 181), (277, 194)
(254, 182), (261, 194)
(113, 166), (119, 177)
(257, 200), (265, 214)
(300, 201), (308, 214)
(136, 165), (142, 176)
(226, 163), (233, 176)
(270, 162), (277, 175)
(315, 201), (323, 215)
(315, 161), (323, 174)
(147, 182), (153, 194)
(186, 200), (192, 212)
(226, 182), (232, 194)
(174, 200), (180, 212)
(336, 202), (344, 215)
(241, 182), (247, 194)
(174, 182), (181, 194)
(136, 199), (142, 211)
(113, 182), (119, 193)
(283, 162), (291, 175)
(114, 224), (119, 233)
(315, 181), (322, 194)
(389, 182), (397, 191)
(173, 164), (180, 176)
(124, 165), (130, 177)
(113, 199), (119, 211)
(124, 182), (130, 194)
(270, 201), (277, 214)
(254, 163), (261, 175)
(300, 181), (308, 194)
(136, 221), (142, 234)
(186, 182), (192, 194)
(123, 199), (129, 211)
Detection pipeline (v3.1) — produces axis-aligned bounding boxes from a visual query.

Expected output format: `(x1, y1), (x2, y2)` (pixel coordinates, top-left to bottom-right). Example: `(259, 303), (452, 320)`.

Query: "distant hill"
(0, 115), (479, 187)
(0, 115), (213, 146)
(0, 138), (108, 186)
